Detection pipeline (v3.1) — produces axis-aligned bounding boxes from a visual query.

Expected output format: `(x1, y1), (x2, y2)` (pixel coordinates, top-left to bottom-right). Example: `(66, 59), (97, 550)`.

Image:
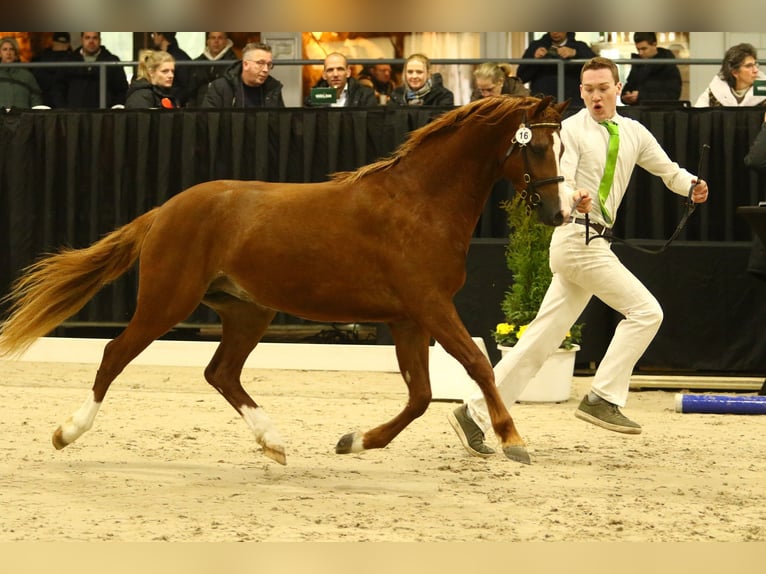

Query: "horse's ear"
(533, 95), (553, 115)
(554, 99), (571, 115)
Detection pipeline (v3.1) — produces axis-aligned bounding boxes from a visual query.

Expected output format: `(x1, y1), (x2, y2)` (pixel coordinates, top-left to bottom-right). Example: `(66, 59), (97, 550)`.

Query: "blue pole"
(675, 393), (766, 414)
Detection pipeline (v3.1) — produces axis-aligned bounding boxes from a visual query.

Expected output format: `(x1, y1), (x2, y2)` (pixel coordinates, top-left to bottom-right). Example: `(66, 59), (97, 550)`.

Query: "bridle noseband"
(501, 111), (564, 209)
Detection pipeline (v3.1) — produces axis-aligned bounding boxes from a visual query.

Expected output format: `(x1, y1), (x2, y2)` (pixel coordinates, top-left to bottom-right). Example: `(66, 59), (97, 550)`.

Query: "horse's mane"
(331, 95), (544, 185)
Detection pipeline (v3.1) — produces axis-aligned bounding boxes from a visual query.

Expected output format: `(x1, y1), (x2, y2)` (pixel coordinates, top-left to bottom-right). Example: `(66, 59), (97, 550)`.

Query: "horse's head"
(499, 96), (570, 226)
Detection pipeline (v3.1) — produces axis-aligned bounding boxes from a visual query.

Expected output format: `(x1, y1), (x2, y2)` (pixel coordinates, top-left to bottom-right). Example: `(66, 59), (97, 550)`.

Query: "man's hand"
(691, 179), (709, 204)
(572, 189), (593, 214)
(621, 90), (639, 105)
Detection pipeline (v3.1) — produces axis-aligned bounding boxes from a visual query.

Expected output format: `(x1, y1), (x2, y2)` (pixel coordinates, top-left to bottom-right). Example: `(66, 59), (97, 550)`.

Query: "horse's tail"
(0, 208), (160, 358)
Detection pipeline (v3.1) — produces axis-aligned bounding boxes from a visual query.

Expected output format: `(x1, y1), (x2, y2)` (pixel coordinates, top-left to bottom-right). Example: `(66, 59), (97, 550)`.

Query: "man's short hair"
(633, 32), (657, 45)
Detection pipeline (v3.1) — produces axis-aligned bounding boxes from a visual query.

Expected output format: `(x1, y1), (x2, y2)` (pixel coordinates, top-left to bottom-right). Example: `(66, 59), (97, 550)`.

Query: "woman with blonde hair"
(389, 53), (454, 107)
(125, 50), (178, 108)
(471, 62), (529, 101)
(0, 36), (43, 109)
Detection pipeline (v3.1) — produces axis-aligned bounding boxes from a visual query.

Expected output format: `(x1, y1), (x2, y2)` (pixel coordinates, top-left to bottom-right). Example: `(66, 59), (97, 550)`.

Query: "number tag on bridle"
(515, 125), (533, 146)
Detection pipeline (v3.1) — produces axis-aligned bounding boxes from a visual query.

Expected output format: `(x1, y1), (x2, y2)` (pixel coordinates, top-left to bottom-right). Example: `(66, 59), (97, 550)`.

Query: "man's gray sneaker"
(574, 394), (642, 434)
(447, 404), (496, 457)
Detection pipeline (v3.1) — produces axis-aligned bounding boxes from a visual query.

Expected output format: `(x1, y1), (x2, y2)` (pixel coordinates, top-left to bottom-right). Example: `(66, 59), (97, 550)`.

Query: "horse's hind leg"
(201, 296), (284, 464)
(52, 278), (207, 450)
(336, 320), (431, 455)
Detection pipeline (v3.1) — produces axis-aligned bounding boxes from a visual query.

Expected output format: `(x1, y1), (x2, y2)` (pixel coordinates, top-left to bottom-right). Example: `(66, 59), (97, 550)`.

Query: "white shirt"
(561, 108), (696, 226)
(331, 84), (348, 107)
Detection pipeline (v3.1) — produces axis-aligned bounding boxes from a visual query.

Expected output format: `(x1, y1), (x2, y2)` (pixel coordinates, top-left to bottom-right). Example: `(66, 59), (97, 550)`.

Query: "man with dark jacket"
(31, 32), (74, 108)
(621, 32), (682, 105)
(305, 52), (376, 107)
(202, 42), (284, 108)
(188, 32), (238, 107)
(516, 32), (596, 107)
(66, 32), (128, 108)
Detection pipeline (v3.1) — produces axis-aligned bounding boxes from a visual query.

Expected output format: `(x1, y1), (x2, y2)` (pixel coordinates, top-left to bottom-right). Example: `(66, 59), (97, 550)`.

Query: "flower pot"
(497, 344), (579, 403)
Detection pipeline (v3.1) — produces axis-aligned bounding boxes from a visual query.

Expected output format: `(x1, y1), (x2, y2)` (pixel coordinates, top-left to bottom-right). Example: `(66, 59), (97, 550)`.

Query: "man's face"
(322, 54), (349, 90)
(635, 41), (658, 59)
(371, 64), (392, 84)
(549, 32), (567, 44)
(81, 32), (101, 56)
(241, 49), (273, 87)
(580, 67), (621, 123)
(207, 33), (228, 57)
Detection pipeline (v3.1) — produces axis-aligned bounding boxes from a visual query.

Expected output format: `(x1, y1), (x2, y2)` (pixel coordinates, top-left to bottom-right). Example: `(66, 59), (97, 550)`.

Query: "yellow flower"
(516, 324), (529, 339)
(495, 322), (514, 335)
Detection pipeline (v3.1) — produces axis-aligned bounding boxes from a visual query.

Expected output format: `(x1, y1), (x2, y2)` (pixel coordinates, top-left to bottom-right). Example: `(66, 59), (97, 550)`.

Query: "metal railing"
(2, 57), (727, 109)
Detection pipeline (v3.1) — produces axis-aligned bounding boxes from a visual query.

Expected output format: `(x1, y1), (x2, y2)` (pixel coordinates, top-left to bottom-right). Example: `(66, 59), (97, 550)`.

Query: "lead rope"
(584, 144), (710, 255)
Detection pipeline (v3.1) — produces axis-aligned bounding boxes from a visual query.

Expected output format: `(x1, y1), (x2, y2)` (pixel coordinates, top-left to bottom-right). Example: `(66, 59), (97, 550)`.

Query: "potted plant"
(491, 193), (583, 402)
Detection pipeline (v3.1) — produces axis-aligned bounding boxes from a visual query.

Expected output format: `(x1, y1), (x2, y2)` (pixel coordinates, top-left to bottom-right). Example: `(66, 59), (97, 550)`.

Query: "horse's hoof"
(502, 445), (531, 465)
(51, 427), (68, 450)
(336, 432), (355, 454)
(263, 445), (287, 466)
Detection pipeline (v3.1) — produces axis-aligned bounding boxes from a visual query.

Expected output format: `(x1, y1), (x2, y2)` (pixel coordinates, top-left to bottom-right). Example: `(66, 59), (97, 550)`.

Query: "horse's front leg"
(335, 321), (431, 455)
(428, 306), (530, 464)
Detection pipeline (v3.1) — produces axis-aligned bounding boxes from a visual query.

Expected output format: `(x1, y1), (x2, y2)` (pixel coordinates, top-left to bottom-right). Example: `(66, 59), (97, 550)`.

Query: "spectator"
(188, 32), (238, 107)
(695, 43), (766, 107)
(66, 32), (128, 108)
(357, 61), (397, 104)
(516, 32), (596, 107)
(31, 32), (73, 108)
(621, 32), (682, 105)
(470, 61), (529, 101)
(0, 36), (43, 109)
(389, 53), (454, 107)
(150, 33), (193, 106)
(202, 42), (284, 108)
(125, 51), (178, 109)
(305, 52), (376, 107)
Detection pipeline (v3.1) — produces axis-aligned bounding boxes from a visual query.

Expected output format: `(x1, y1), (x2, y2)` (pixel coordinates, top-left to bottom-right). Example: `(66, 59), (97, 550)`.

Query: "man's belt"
(574, 219), (612, 236)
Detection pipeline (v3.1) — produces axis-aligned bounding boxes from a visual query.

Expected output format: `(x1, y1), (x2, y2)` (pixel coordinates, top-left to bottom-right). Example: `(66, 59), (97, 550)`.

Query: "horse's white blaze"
(552, 132), (571, 220)
(240, 405), (284, 450)
(58, 392), (101, 444)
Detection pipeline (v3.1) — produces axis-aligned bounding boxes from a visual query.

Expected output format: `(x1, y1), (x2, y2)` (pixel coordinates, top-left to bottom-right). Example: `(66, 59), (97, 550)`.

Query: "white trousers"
(467, 221), (664, 434)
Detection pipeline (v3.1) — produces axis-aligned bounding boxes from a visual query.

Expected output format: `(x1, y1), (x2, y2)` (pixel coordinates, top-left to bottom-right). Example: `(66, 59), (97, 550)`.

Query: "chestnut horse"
(0, 96), (570, 465)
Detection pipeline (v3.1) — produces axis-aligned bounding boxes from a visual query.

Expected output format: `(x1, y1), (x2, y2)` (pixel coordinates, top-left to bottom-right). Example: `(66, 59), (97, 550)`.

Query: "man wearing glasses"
(203, 42), (284, 108)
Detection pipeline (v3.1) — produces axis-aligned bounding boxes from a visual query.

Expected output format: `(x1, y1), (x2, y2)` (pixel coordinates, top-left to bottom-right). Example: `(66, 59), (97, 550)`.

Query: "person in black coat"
(304, 52), (376, 107)
(621, 32), (682, 105)
(31, 32), (74, 108)
(388, 53), (454, 107)
(125, 50), (179, 109)
(66, 32), (128, 108)
(202, 42), (284, 108)
(516, 32), (596, 107)
(744, 111), (766, 395)
(188, 32), (238, 108)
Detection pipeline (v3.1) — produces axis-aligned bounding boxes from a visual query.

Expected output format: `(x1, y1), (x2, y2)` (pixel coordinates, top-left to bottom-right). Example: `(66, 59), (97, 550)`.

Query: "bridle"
(501, 111), (564, 210)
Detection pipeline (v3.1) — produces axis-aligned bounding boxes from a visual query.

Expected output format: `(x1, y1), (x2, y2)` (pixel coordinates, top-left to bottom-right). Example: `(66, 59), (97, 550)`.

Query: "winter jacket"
(516, 32), (596, 107)
(622, 47), (682, 104)
(304, 76), (377, 107)
(31, 47), (74, 108)
(65, 45), (128, 108)
(202, 61), (285, 108)
(125, 78), (179, 109)
(0, 66), (43, 108)
(188, 42), (238, 108)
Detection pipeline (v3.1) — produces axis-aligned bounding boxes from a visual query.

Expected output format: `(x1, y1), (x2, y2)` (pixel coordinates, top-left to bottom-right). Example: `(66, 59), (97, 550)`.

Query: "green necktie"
(597, 120), (619, 224)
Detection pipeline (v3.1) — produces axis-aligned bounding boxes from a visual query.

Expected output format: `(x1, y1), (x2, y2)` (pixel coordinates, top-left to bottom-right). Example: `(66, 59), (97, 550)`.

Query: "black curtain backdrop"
(2, 105), (766, 374)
